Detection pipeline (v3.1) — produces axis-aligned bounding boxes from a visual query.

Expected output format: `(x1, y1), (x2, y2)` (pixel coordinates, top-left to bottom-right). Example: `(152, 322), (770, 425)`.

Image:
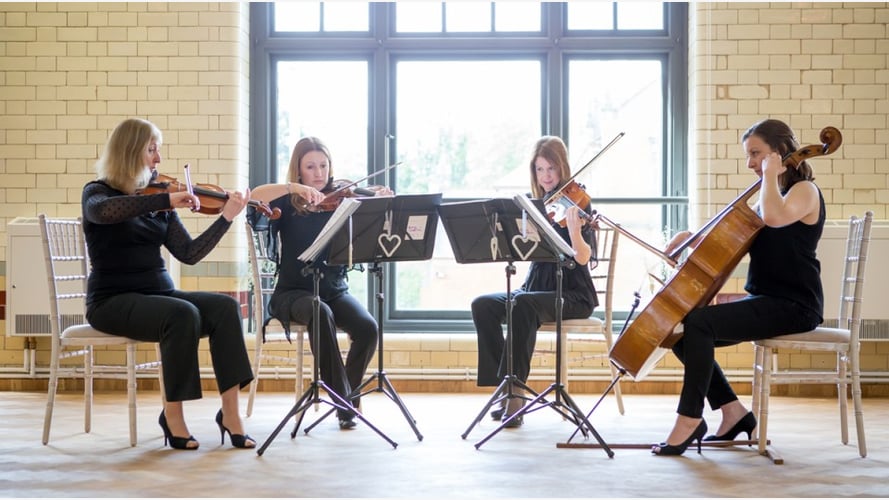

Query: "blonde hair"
(95, 118), (162, 194)
(528, 136), (571, 199)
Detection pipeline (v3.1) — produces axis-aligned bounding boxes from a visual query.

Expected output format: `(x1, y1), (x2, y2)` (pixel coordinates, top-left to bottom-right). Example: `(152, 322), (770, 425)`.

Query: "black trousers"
(86, 290), (254, 402)
(671, 294), (821, 418)
(472, 290), (592, 387)
(275, 290), (378, 416)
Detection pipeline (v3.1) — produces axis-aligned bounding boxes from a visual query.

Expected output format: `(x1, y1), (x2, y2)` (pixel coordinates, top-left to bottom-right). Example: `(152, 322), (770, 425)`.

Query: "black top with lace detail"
(81, 180), (232, 304)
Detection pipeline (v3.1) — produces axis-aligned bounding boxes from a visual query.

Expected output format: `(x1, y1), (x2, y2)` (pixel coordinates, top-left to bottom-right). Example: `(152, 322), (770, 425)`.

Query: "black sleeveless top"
(745, 187), (825, 321)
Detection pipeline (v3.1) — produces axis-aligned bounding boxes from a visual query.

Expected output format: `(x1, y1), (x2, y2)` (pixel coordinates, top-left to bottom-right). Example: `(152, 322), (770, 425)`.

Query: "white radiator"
(819, 218), (889, 340)
(5, 216), (180, 337)
(6, 217), (79, 337)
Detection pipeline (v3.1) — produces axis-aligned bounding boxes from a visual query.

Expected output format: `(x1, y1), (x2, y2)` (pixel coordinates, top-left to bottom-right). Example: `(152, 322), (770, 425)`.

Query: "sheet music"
(512, 194), (576, 258)
(298, 197), (362, 264)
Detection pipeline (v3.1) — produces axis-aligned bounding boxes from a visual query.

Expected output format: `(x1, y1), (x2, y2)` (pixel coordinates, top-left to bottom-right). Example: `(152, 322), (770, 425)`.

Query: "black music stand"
(302, 193), (442, 441)
(257, 198), (397, 455)
(439, 195), (612, 455)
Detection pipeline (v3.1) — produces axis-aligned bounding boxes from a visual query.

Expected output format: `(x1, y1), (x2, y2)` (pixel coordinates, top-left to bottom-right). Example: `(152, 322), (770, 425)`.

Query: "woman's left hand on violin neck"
(564, 206), (588, 233)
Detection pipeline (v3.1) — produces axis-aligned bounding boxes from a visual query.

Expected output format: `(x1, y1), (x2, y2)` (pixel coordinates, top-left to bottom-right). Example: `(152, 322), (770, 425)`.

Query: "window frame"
(249, 2), (688, 333)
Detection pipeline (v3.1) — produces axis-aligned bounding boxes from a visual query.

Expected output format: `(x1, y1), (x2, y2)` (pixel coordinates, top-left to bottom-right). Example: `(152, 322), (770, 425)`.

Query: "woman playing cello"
(653, 119), (827, 455)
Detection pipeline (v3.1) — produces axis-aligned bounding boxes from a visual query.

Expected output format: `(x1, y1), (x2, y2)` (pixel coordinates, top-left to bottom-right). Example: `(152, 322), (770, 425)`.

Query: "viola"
(139, 171), (281, 220)
(608, 126), (843, 381)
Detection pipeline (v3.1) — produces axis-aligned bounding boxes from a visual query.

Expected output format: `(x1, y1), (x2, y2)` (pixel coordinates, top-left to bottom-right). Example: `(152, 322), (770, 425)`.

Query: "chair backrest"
(38, 215), (89, 336)
(245, 220), (279, 340)
(834, 211), (873, 344)
(590, 225), (619, 329)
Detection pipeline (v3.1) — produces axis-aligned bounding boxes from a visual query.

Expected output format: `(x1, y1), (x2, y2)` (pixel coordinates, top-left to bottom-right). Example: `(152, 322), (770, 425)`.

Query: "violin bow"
(182, 163), (200, 212)
(543, 132), (625, 206)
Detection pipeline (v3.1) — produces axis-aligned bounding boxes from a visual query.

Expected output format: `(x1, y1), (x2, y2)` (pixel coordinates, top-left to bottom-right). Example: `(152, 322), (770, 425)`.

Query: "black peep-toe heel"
(215, 409), (256, 449)
(158, 410), (199, 450)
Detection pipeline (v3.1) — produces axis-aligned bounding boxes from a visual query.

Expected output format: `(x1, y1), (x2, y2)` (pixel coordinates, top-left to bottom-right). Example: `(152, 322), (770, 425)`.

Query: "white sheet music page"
(298, 197), (363, 263)
(512, 194), (576, 258)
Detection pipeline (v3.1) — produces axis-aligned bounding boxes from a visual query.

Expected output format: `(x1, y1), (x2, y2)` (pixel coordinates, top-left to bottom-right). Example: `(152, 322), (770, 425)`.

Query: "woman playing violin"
(653, 118), (826, 456)
(82, 118), (255, 450)
(472, 135), (598, 427)
(251, 136), (393, 430)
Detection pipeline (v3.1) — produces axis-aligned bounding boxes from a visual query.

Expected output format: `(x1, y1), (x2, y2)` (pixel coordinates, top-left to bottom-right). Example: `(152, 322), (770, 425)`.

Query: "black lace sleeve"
(164, 212), (232, 265)
(82, 181), (171, 224)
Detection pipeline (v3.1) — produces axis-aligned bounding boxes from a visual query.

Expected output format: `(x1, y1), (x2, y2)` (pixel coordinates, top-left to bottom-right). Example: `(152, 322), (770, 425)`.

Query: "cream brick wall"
(1, 2), (887, 384)
(688, 2), (889, 375)
(0, 2), (252, 372)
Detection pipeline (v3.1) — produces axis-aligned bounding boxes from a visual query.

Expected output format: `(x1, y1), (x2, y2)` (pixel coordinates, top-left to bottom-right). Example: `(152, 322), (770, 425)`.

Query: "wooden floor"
(2, 388), (887, 498)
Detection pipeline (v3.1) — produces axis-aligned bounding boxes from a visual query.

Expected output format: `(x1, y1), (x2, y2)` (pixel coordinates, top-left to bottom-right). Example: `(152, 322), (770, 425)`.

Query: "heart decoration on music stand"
(378, 233), (402, 258)
(510, 234), (539, 261)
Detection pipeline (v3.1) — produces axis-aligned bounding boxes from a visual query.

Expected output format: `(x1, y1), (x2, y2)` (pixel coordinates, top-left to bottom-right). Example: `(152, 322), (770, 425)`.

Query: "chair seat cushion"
(539, 317), (604, 333)
(61, 324), (132, 343)
(757, 326), (850, 346)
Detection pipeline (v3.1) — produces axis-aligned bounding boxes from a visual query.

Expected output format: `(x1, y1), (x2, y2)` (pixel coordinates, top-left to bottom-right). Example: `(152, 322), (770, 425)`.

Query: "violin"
(307, 178), (391, 213)
(542, 132), (625, 228)
(139, 171), (281, 220)
(303, 162), (400, 213)
(544, 180), (597, 228)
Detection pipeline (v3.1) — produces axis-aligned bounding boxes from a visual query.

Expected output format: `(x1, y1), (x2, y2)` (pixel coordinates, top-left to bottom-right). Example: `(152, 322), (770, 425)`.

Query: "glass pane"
(494, 2), (542, 32)
(595, 202), (683, 315)
(274, 2), (321, 32)
(323, 1), (369, 32)
(617, 2), (664, 30)
(445, 2), (491, 32)
(275, 60), (370, 299)
(567, 59), (663, 198)
(567, 2), (613, 30)
(396, 2), (442, 32)
(395, 59), (541, 311)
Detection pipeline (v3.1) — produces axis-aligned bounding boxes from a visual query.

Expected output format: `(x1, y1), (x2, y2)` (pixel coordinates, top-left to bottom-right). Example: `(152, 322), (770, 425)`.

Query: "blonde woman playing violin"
(471, 136), (598, 428)
(252, 136), (393, 431)
(83, 118), (255, 450)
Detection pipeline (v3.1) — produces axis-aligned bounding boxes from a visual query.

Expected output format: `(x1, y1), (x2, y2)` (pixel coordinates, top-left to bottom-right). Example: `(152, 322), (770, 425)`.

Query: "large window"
(250, 2), (688, 332)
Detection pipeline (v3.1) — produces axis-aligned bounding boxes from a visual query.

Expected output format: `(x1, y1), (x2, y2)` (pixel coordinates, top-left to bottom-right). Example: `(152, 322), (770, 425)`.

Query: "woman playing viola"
(653, 119), (825, 456)
(82, 118), (255, 450)
(471, 136), (598, 427)
(251, 136), (393, 430)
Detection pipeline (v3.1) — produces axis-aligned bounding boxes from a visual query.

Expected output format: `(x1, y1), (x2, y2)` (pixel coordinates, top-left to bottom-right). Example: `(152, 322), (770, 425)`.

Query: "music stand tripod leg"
(464, 262), (536, 441)
(259, 268), (398, 453)
(358, 263), (423, 440)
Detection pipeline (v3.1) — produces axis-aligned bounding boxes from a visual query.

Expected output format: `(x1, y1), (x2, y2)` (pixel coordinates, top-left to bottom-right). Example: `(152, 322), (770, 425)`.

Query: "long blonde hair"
(95, 118), (161, 194)
(528, 136), (571, 199)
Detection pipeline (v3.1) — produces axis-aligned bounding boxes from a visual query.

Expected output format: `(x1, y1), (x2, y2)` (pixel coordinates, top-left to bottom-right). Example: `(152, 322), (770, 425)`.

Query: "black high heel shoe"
(652, 419), (707, 456)
(158, 411), (199, 450)
(215, 409), (255, 449)
(703, 411), (756, 442)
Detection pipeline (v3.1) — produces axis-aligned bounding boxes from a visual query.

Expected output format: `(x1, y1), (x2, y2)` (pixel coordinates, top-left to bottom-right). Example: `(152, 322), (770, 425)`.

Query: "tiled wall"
(1, 2), (887, 389)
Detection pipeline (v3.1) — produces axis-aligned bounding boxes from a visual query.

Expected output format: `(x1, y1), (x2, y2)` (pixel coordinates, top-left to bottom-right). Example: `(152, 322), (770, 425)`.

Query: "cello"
(609, 126), (843, 380)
